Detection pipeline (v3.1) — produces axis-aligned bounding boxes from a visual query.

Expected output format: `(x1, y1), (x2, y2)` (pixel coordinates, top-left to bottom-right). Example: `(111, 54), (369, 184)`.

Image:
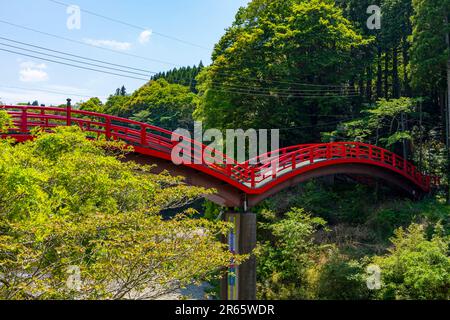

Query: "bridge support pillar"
(220, 211), (257, 300)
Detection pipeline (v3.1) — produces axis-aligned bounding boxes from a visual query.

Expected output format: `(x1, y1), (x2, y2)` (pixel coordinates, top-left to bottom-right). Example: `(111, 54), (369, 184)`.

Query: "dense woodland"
(1, 0), (449, 300)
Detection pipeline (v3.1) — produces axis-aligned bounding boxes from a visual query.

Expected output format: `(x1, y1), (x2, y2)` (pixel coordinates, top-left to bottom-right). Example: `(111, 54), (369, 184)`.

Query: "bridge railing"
(242, 142), (438, 191)
(1, 105), (438, 192)
(1, 105), (248, 181)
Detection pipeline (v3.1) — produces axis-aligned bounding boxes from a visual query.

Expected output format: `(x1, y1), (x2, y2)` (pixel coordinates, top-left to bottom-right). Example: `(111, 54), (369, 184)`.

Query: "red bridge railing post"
(66, 98), (72, 127)
(40, 108), (46, 127)
(250, 168), (256, 188)
(226, 164), (232, 177)
(105, 116), (111, 139)
(20, 108), (27, 133)
(140, 125), (147, 146)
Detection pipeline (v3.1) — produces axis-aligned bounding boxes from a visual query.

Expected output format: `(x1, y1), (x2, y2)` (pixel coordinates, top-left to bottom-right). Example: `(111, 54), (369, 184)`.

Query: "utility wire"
(0, 44), (358, 97)
(171, 77), (359, 94)
(276, 118), (355, 131)
(0, 19), (362, 91)
(0, 85), (107, 100)
(0, 47), (149, 81)
(0, 45), (359, 97)
(44, 1), (369, 90)
(0, 40), (358, 96)
(0, 42), (153, 77)
(47, 0), (210, 50)
(0, 36), (154, 73)
(208, 87), (360, 99)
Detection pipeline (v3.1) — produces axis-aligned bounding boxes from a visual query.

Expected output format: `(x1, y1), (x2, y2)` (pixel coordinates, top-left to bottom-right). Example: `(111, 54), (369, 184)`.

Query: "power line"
(0, 42), (358, 97)
(208, 87), (360, 99)
(0, 19), (366, 93)
(172, 77), (359, 94)
(0, 42), (357, 96)
(0, 42), (153, 77)
(276, 118), (356, 131)
(0, 44), (359, 98)
(0, 19), (362, 90)
(0, 36), (154, 74)
(0, 47), (149, 81)
(0, 40), (357, 96)
(47, 0), (210, 50)
(44, 0), (370, 92)
(0, 85), (107, 100)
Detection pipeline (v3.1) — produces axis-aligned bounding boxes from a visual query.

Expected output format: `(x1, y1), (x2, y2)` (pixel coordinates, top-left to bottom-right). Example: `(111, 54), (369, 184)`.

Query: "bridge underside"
(127, 153), (425, 208)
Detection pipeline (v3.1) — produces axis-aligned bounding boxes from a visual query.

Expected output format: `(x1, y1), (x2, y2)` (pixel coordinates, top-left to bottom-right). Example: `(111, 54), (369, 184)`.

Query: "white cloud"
(83, 38), (132, 51)
(138, 30), (153, 44)
(19, 61), (49, 82)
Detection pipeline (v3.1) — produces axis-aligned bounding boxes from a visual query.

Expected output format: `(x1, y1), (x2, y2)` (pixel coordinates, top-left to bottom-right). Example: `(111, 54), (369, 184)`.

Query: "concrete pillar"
(221, 211), (257, 300)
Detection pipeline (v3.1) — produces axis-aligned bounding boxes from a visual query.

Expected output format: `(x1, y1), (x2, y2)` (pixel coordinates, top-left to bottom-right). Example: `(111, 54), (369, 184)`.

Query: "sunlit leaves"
(0, 127), (234, 299)
(373, 223), (450, 300)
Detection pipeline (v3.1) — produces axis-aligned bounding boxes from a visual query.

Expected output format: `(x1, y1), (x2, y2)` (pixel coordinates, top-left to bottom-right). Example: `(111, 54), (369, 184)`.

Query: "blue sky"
(0, 0), (248, 105)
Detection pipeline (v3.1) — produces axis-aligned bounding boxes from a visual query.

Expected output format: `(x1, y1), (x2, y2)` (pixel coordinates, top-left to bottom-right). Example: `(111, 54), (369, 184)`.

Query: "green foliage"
(195, 0), (369, 144)
(0, 110), (13, 133)
(373, 223), (450, 300)
(0, 127), (235, 299)
(259, 181), (378, 224)
(103, 94), (131, 117)
(111, 79), (198, 131)
(313, 251), (371, 300)
(256, 208), (328, 299)
(79, 97), (104, 113)
(151, 62), (204, 93)
(370, 199), (450, 241)
(325, 97), (417, 148)
(409, 0), (450, 92)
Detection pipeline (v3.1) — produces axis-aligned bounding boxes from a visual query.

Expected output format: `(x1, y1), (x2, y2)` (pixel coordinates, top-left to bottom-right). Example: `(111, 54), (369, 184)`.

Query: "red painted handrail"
(0, 105), (439, 194)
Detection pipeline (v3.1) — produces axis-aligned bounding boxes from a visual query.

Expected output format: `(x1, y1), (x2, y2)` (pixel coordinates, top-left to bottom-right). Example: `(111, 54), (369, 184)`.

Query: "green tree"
(373, 223), (450, 300)
(79, 97), (104, 113)
(409, 0), (450, 93)
(125, 79), (198, 130)
(120, 85), (127, 96)
(0, 110), (13, 133)
(195, 0), (369, 144)
(0, 127), (235, 300)
(151, 62), (204, 93)
(324, 97), (417, 151)
(104, 94), (131, 117)
(257, 208), (328, 299)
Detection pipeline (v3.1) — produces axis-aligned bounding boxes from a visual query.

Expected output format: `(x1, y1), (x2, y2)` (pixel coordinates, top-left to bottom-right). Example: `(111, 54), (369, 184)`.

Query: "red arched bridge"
(0, 104), (440, 300)
(0, 105), (439, 208)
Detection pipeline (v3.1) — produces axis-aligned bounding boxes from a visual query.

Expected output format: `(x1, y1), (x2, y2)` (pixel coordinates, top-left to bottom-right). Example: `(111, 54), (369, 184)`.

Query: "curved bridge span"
(1, 105), (438, 207)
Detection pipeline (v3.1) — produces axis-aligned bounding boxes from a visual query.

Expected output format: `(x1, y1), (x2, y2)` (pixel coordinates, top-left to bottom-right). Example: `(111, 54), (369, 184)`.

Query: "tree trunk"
(384, 50), (390, 99)
(366, 65), (373, 102)
(446, 16), (450, 203)
(393, 47), (400, 99)
(359, 76), (365, 97)
(377, 46), (383, 99)
(402, 38), (411, 97)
